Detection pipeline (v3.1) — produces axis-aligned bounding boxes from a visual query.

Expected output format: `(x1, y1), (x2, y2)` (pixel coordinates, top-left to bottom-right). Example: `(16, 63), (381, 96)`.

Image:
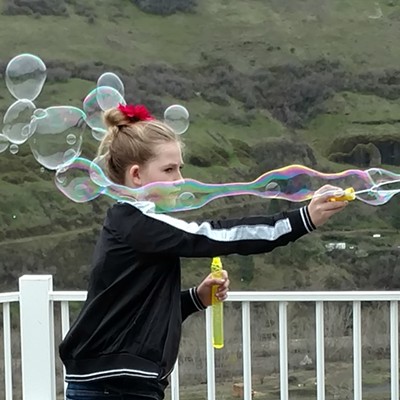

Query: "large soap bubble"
(55, 161), (105, 203)
(97, 72), (125, 100)
(2, 99), (36, 144)
(83, 86), (126, 141)
(5, 53), (47, 101)
(29, 106), (86, 170)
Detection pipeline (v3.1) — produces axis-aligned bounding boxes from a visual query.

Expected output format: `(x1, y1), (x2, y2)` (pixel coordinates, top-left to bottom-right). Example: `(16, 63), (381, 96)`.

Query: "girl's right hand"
(308, 185), (348, 228)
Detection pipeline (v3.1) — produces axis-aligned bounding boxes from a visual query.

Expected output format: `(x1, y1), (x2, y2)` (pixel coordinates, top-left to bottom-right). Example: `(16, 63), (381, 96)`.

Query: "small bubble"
(33, 108), (46, 118)
(164, 105), (190, 135)
(264, 182), (280, 199)
(9, 144), (19, 154)
(178, 192), (195, 206)
(265, 182), (280, 191)
(66, 133), (76, 145)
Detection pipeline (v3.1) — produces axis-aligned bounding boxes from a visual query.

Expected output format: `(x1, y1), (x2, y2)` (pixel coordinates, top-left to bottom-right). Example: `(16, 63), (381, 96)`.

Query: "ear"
(128, 164), (142, 187)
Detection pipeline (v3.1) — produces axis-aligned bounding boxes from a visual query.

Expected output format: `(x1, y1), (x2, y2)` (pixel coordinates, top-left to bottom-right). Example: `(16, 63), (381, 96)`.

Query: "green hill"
(1, 0), (400, 292)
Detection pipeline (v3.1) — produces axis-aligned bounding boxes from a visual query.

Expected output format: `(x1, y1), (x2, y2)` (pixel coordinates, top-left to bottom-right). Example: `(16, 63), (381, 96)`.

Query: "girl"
(60, 104), (348, 399)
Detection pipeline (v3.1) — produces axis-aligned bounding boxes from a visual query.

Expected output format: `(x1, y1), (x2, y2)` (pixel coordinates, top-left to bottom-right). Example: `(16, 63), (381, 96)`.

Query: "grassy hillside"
(2, 0), (400, 70)
(1, 0), (400, 292)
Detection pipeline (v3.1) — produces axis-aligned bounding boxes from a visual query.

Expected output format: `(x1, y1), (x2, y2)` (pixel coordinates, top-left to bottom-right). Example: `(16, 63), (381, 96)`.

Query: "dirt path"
(0, 226), (95, 247)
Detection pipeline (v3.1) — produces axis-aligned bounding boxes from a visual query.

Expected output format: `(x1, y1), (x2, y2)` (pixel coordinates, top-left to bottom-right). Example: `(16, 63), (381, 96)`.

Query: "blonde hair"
(98, 107), (181, 185)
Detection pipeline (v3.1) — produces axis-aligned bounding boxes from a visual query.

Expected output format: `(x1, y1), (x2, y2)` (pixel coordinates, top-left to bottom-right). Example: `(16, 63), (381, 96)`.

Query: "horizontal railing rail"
(1, 276), (399, 400)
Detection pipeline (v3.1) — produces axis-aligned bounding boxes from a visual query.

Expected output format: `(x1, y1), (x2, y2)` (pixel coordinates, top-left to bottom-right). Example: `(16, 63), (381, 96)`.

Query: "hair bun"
(103, 108), (130, 129)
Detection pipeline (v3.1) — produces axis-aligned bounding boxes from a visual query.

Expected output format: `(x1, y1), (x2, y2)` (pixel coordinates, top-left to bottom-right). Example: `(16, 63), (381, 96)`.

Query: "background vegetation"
(0, 1), (400, 398)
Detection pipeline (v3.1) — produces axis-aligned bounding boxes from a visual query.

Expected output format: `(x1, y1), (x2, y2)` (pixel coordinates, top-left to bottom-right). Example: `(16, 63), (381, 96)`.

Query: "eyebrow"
(163, 163), (184, 168)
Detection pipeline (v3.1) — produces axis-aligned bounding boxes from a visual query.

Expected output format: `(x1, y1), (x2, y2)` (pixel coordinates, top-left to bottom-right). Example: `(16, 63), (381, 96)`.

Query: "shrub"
(131, 0), (198, 15)
(3, 0), (68, 16)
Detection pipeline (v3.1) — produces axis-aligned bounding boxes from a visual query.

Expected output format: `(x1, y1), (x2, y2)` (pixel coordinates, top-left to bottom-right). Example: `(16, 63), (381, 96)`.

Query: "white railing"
(1, 275), (399, 400)
(0, 291), (19, 400)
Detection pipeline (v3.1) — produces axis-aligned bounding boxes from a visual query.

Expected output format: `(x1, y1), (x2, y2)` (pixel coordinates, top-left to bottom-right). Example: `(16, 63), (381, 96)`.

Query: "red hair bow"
(118, 103), (154, 122)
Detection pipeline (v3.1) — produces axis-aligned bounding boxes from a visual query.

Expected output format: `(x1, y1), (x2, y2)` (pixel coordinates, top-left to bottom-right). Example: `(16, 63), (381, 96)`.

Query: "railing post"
(315, 301), (325, 400)
(352, 301), (362, 400)
(205, 307), (216, 400)
(242, 301), (252, 400)
(19, 275), (56, 400)
(279, 301), (289, 400)
(170, 361), (180, 400)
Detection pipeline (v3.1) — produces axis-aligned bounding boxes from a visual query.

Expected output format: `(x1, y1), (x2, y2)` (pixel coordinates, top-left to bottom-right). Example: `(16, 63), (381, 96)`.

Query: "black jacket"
(59, 201), (315, 386)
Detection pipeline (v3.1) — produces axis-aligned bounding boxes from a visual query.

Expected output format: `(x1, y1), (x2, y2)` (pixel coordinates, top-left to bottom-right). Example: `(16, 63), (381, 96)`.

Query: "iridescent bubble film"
(54, 160), (400, 213)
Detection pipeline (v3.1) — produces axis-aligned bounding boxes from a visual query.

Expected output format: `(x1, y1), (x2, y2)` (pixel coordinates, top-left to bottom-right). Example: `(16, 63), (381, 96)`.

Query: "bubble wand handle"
(328, 187), (356, 202)
(211, 257), (224, 349)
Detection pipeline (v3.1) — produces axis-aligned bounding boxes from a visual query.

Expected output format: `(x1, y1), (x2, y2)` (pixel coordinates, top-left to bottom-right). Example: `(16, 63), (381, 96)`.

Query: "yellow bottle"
(211, 257), (224, 349)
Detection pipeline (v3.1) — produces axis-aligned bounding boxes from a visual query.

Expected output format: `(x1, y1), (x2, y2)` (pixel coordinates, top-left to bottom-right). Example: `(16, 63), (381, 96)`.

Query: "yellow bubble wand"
(211, 257), (224, 349)
(329, 187), (356, 202)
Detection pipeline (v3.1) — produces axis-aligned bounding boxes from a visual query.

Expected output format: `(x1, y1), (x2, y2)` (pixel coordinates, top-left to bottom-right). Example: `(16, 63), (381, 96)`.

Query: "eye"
(165, 168), (173, 173)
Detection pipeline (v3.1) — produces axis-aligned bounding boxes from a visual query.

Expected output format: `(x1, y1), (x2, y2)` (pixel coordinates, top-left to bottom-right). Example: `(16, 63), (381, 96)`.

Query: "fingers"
(319, 199), (348, 212)
(208, 269), (230, 301)
(312, 185), (344, 202)
(315, 202), (348, 221)
(216, 277), (230, 301)
(220, 270), (228, 280)
(207, 270), (228, 285)
(308, 185), (349, 227)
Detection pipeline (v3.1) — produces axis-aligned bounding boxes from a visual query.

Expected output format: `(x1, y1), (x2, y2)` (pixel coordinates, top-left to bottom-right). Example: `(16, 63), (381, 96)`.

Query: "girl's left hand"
(196, 270), (230, 307)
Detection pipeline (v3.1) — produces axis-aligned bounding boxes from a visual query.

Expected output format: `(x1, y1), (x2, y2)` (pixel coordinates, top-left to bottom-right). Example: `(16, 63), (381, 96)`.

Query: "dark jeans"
(66, 382), (163, 400)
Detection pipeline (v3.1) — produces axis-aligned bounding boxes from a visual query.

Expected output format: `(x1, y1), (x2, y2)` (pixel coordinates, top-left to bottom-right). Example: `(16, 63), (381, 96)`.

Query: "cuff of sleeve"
(190, 287), (207, 311)
(288, 206), (316, 235)
(300, 206), (316, 232)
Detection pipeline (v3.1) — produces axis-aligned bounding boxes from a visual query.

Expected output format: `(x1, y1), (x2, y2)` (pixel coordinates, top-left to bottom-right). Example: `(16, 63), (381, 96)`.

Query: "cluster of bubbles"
(1, 53), (190, 172)
(3, 54), (400, 213)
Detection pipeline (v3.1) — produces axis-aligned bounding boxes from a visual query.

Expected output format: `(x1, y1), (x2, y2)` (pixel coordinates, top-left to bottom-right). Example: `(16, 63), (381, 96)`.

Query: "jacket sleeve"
(106, 202), (315, 257)
(181, 287), (206, 322)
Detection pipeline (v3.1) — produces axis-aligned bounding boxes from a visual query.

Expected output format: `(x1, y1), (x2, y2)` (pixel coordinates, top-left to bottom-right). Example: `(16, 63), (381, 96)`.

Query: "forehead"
(153, 142), (183, 165)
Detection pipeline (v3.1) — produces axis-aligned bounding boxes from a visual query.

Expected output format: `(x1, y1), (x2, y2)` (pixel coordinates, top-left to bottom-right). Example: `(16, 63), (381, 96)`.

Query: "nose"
(174, 170), (183, 181)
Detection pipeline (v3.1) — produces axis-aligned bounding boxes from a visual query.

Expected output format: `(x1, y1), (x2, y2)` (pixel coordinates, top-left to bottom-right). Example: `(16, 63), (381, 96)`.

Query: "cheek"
(165, 175), (178, 182)
(156, 171), (171, 182)
(141, 167), (162, 184)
